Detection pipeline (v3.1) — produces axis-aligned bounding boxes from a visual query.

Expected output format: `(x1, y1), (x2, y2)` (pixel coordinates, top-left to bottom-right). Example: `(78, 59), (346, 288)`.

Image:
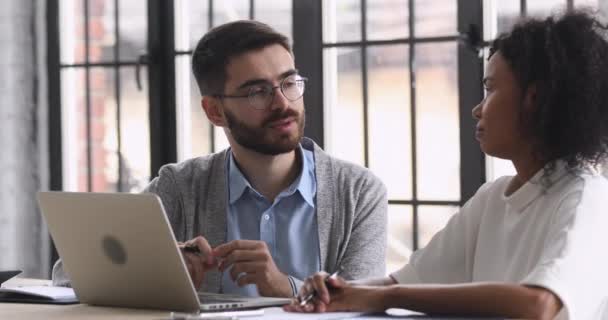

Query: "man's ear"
(201, 96), (227, 127)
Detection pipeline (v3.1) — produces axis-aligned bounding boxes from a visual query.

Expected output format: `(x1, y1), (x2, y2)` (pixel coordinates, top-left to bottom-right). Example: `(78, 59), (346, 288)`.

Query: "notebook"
(0, 270), (78, 304)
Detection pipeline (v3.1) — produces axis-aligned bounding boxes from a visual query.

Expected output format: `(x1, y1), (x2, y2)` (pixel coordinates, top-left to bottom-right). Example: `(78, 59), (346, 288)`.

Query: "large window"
(58, 0), (150, 193)
(485, 0), (608, 181)
(56, 1), (605, 273)
(51, 0), (485, 272)
(173, 0), (293, 161)
(322, 0), (462, 273)
(55, 0), (294, 193)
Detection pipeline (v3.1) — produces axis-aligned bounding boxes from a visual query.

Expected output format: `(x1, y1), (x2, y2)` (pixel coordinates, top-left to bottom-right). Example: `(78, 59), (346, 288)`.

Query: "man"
(53, 20), (387, 298)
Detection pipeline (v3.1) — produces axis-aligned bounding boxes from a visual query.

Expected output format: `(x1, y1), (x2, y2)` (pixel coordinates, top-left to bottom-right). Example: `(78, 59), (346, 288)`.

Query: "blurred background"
(1, 0), (607, 278)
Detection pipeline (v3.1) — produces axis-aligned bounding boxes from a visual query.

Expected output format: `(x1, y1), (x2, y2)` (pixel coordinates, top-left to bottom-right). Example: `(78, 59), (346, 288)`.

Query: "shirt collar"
(227, 145), (316, 207)
(294, 146), (316, 208)
(503, 160), (571, 212)
(228, 151), (251, 204)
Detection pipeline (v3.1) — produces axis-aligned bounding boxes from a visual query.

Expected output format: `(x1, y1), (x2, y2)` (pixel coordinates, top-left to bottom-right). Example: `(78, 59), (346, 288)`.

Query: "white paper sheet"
(251, 307), (366, 320)
(0, 285), (76, 300)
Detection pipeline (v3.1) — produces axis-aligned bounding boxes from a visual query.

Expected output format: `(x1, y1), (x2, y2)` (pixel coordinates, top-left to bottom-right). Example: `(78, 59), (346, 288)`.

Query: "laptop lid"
(38, 192), (200, 312)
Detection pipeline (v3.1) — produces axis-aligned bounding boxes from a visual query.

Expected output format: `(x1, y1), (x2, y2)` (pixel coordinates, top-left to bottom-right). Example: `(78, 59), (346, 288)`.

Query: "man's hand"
(213, 240), (292, 297)
(178, 236), (218, 290)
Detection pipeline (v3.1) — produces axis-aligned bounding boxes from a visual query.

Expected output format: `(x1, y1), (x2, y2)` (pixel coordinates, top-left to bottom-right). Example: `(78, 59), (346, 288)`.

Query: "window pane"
(60, 0), (84, 64)
(528, 0), (567, 17)
(62, 67), (118, 192)
(214, 127), (230, 152)
(323, 0), (362, 43)
(367, 45), (412, 200)
(415, 0), (457, 38)
(118, 1), (147, 61)
(61, 68), (87, 190)
(90, 68), (118, 192)
(213, 0), (250, 27)
(87, 0), (117, 63)
(486, 156), (516, 181)
(366, 0), (408, 40)
(118, 67), (150, 191)
(497, 1), (521, 34)
(418, 205), (457, 248)
(323, 47), (365, 166)
(175, 55), (212, 160)
(576, 0), (608, 21)
(175, 0), (209, 51)
(415, 42), (460, 201)
(255, 0), (293, 38)
(387, 205), (413, 274)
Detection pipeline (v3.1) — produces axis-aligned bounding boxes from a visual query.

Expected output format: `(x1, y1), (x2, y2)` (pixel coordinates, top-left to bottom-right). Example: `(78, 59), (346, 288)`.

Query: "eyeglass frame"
(211, 74), (308, 110)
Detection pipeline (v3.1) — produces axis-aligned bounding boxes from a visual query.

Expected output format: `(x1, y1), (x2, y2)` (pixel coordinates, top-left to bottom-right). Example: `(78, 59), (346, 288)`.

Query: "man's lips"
(268, 117), (295, 128)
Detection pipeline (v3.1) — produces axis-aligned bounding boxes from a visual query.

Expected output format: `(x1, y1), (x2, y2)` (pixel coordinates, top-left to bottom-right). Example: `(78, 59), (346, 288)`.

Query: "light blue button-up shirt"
(221, 146), (320, 296)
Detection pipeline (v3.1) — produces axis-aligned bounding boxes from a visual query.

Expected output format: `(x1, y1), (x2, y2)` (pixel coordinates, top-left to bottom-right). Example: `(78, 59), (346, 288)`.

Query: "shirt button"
(263, 214), (270, 220)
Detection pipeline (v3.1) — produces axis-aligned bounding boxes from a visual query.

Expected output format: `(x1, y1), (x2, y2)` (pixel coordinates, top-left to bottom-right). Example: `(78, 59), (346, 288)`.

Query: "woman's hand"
(285, 272), (387, 313)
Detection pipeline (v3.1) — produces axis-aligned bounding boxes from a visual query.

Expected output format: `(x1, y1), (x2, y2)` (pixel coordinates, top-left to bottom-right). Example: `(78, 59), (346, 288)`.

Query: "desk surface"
(0, 278), (505, 320)
(1, 278), (169, 319)
(0, 303), (169, 320)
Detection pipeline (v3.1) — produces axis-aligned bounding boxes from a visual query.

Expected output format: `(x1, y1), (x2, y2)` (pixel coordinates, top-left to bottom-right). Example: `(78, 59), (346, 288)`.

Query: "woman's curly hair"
(490, 10), (608, 170)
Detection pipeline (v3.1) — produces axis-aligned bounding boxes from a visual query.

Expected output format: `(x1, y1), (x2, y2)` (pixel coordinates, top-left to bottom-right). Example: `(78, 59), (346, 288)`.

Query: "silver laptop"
(38, 191), (292, 312)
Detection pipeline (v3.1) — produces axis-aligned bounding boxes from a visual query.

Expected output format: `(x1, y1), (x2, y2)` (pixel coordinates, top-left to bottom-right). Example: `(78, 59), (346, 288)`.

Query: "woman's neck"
(506, 155), (546, 196)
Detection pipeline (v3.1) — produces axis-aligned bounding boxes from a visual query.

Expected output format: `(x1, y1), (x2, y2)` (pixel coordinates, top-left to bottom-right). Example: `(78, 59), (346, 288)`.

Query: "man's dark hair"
(490, 10), (608, 169)
(191, 20), (292, 96)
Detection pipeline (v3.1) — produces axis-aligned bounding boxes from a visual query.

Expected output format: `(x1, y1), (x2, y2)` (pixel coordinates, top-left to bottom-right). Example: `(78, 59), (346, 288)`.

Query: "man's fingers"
(219, 249), (266, 271)
(185, 260), (194, 278)
(214, 240), (265, 257)
(190, 237), (213, 254)
(184, 236), (216, 265)
(183, 252), (205, 288)
(236, 273), (256, 287)
(229, 261), (263, 281)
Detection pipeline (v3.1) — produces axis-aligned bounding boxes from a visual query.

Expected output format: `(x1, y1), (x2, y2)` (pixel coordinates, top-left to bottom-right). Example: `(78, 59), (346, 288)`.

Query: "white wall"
(0, 1), (49, 278)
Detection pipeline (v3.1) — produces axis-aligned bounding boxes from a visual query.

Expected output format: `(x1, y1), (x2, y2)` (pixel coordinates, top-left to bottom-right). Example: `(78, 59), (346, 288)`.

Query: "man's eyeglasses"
(213, 74), (308, 110)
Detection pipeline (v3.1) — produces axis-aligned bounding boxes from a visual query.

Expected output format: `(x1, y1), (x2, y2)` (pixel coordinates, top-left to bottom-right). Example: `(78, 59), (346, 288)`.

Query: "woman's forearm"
(377, 283), (562, 320)
(350, 276), (396, 286)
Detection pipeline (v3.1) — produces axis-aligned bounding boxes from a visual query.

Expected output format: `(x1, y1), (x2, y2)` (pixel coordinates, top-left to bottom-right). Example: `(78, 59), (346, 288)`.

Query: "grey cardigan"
(52, 138), (387, 293)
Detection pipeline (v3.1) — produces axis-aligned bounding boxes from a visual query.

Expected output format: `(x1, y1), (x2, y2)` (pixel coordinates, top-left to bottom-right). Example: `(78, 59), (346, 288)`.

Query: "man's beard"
(224, 107), (305, 155)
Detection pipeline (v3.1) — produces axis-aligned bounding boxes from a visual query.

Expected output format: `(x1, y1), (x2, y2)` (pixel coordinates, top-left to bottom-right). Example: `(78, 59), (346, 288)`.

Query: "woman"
(287, 10), (608, 320)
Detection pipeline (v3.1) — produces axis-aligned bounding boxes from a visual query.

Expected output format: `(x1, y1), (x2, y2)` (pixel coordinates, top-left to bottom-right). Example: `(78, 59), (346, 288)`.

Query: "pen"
(183, 245), (201, 255)
(298, 267), (343, 306)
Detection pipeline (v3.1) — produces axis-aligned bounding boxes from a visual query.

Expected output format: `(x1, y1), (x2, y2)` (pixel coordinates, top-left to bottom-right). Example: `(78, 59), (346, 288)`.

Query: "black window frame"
(47, 0), (497, 269)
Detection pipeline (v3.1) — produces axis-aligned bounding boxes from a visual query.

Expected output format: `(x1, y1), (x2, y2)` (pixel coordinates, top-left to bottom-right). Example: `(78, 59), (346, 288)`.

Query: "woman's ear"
(523, 83), (538, 112)
(202, 96), (227, 127)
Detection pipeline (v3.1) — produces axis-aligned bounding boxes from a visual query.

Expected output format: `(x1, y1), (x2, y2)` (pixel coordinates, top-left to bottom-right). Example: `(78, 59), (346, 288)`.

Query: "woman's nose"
(472, 103), (482, 120)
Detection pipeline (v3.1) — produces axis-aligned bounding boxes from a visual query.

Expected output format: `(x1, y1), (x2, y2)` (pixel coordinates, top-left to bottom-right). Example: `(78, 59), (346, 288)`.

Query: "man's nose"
(269, 87), (290, 111)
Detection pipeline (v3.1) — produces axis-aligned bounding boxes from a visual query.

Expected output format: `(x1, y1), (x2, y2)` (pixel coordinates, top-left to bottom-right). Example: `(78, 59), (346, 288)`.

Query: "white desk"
(0, 278), (168, 319)
(0, 303), (169, 320)
(0, 278), (506, 319)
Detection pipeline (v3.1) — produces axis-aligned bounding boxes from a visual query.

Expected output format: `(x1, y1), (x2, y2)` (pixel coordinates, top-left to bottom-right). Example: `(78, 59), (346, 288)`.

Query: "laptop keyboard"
(197, 293), (245, 304)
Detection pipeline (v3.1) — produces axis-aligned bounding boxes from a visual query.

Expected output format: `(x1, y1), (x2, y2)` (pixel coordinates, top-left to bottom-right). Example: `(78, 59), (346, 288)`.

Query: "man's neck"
(230, 145), (302, 202)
